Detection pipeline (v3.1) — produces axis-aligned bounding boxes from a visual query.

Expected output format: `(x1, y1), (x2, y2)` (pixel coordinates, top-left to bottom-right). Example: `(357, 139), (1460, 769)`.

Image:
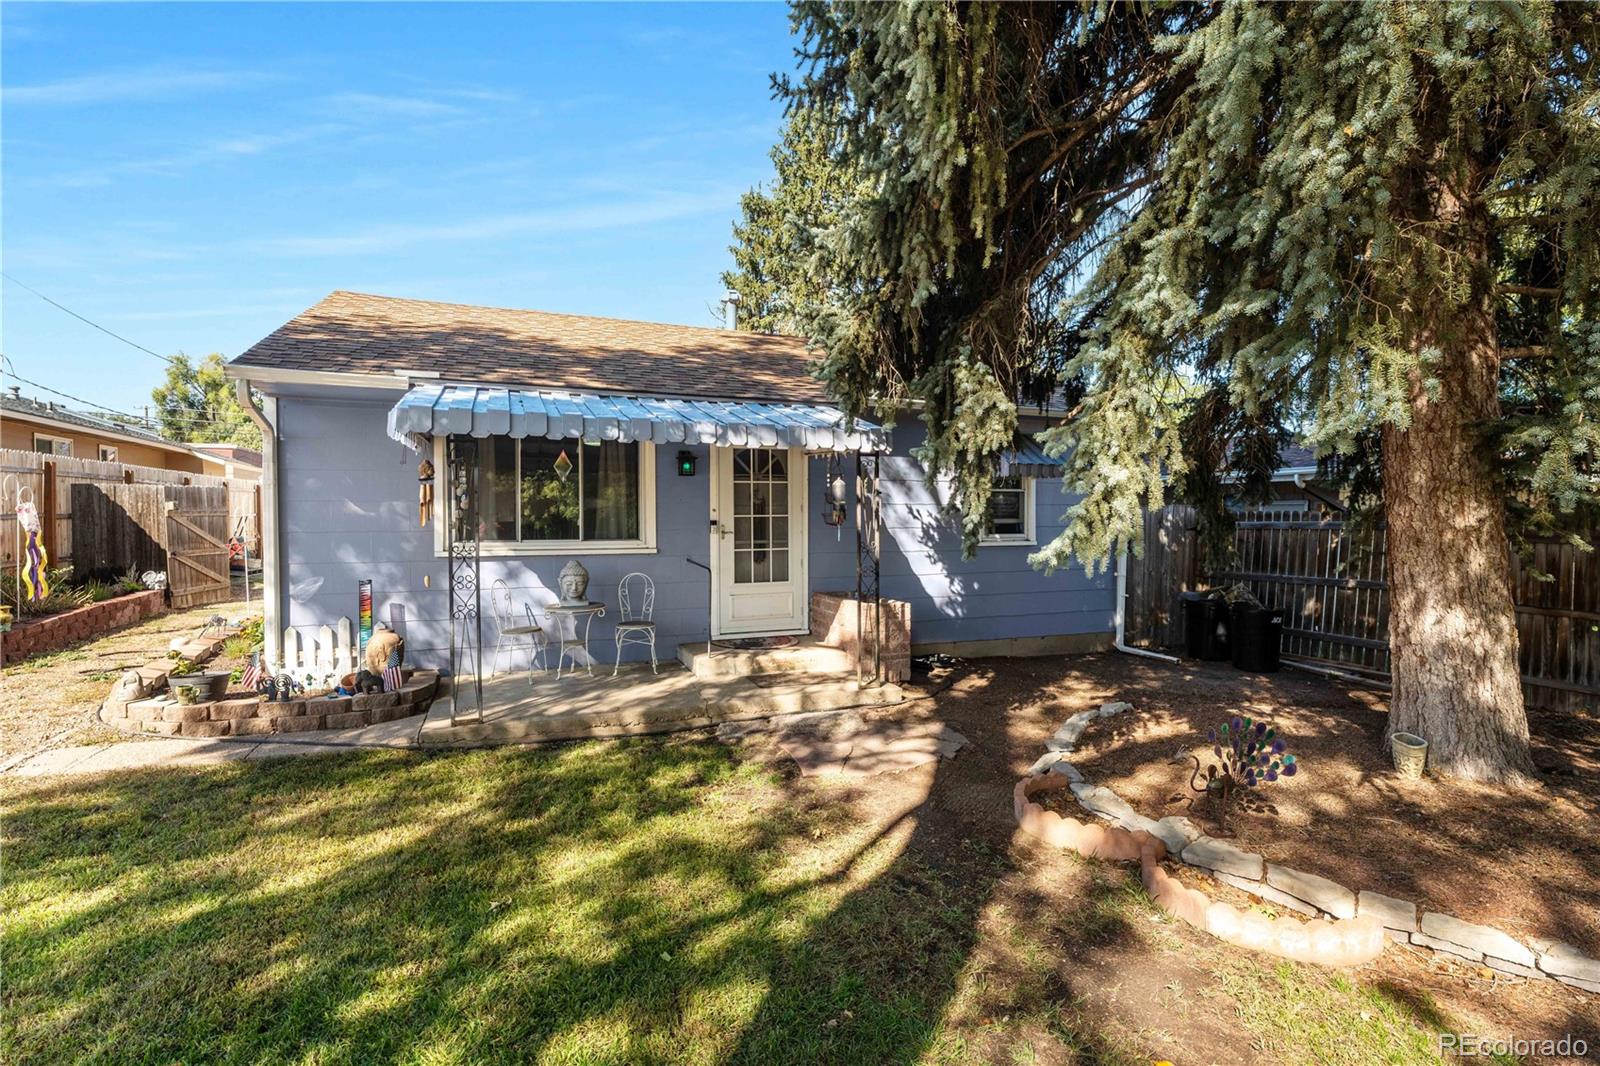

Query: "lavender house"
(225, 291), (1115, 686)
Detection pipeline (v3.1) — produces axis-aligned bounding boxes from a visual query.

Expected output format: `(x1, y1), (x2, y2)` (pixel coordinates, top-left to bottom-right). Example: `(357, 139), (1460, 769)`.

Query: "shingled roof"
(230, 291), (829, 404)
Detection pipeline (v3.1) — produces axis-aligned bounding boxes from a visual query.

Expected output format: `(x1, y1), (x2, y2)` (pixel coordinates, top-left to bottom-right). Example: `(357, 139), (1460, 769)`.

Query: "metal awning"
(386, 384), (889, 453)
(999, 436), (1065, 478)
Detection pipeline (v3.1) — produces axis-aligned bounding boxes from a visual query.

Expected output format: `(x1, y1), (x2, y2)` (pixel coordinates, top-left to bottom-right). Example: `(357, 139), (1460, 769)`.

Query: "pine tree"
(722, 106), (858, 334)
(784, 2), (1599, 782)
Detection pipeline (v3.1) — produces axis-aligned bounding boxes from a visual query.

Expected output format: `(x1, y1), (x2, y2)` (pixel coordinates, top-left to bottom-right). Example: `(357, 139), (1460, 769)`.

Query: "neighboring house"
(1, 389), (256, 480)
(187, 442), (264, 481)
(226, 291), (1114, 672)
(1230, 444), (1344, 514)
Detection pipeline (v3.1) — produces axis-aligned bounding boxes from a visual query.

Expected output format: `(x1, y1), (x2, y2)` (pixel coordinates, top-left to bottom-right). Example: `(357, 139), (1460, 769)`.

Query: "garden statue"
(558, 559), (590, 605)
(352, 669), (385, 694)
(363, 623), (404, 674)
(1182, 715), (1298, 835)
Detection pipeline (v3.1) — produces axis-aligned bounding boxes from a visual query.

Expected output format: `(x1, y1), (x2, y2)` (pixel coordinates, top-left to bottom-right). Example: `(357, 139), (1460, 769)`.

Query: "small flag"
(381, 646), (403, 693)
(240, 654), (263, 691)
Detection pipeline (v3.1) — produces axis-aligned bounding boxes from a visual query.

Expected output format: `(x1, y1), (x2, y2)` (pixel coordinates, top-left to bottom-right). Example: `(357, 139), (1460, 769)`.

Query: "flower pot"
(169, 672), (229, 700)
(1391, 732), (1427, 780)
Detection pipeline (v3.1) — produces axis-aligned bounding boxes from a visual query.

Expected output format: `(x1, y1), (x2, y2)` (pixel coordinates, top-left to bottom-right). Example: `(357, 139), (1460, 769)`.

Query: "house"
(1, 388), (257, 480)
(225, 291), (1116, 675)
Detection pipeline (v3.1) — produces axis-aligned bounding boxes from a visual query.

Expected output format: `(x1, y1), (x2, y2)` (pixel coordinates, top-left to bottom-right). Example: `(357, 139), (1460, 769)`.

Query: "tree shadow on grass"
(0, 687), (1140, 1066)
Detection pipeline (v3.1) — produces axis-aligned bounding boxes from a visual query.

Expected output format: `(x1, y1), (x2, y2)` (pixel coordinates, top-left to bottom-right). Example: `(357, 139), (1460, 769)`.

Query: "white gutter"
(235, 378), (282, 669)
(1114, 547), (1179, 663)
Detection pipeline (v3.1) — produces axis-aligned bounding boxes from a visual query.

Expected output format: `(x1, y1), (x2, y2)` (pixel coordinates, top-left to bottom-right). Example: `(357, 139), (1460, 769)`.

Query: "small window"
(980, 475), (1035, 544)
(99, 445), (119, 462)
(33, 434), (71, 456)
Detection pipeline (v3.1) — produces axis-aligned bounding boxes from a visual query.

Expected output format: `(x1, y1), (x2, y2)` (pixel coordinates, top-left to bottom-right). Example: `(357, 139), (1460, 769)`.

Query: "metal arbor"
(854, 451), (883, 685)
(444, 436), (484, 722)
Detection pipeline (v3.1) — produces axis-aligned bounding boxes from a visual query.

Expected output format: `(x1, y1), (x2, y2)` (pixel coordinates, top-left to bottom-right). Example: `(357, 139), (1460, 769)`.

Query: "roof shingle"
(230, 291), (829, 404)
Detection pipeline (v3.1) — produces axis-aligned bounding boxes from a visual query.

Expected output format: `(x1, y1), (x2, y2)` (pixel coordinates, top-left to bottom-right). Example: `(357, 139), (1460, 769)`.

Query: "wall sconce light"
(676, 450), (697, 477)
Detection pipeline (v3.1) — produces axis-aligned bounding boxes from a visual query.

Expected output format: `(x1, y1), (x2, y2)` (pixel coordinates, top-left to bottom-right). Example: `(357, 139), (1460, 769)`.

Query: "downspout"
(235, 378), (281, 669)
(1114, 547), (1179, 663)
(1292, 472), (1346, 513)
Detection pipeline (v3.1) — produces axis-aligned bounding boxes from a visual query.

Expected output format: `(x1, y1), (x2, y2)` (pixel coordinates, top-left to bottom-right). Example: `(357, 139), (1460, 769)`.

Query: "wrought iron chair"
(490, 578), (546, 682)
(613, 572), (658, 676)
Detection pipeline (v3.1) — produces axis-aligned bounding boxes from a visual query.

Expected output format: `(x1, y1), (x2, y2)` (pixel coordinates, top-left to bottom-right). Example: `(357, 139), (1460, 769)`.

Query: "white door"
(712, 446), (807, 637)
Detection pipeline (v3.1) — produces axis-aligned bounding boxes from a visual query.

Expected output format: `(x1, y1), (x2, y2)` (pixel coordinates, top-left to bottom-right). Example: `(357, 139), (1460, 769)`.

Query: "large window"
(33, 434), (71, 456)
(447, 436), (652, 551)
(980, 475), (1034, 544)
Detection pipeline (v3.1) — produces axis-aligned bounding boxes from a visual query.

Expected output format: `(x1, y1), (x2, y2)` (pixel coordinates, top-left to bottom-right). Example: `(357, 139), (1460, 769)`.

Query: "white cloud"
(52, 123), (349, 187)
(322, 92), (468, 119)
(3, 67), (268, 106)
(253, 186), (743, 256)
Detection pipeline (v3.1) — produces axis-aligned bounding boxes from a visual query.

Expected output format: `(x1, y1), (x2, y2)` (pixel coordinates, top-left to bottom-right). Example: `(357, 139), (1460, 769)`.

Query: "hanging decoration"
(16, 500), (50, 602)
(823, 453), (848, 539)
(553, 449), (574, 482)
(417, 458), (434, 526)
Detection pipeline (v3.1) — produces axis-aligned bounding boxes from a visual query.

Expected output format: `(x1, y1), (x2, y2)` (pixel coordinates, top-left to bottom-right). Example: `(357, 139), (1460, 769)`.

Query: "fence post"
(40, 460), (59, 565)
(123, 468), (134, 485)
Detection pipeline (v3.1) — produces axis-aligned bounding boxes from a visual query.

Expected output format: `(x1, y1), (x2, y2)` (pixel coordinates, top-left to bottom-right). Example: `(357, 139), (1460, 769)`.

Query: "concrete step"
(677, 639), (854, 678)
(420, 671), (903, 746)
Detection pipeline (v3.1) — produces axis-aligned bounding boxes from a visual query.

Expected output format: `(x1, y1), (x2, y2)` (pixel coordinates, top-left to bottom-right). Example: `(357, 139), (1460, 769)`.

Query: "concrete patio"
(418, 652), (904, 746)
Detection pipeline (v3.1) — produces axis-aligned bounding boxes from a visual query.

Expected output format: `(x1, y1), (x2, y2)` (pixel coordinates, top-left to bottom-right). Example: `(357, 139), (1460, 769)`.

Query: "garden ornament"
(15, 500), (49, 602)
(558, 559), (590, 605)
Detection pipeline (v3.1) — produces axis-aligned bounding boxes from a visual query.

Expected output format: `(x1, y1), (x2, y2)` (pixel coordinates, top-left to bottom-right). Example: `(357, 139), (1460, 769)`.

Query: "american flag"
(240, 654), (263, 691)
(381, 646), (404, 693)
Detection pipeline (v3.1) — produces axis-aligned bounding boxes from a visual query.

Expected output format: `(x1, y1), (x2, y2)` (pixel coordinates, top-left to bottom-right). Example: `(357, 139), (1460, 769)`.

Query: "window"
(32, 434), (71, 456)
(445, 436), (654, 553)
(98, 445), (119, 462)
(980, 475), (1035, 544)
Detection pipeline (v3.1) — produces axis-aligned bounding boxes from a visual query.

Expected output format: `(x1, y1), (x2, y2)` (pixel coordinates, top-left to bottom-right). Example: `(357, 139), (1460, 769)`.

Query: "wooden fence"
(0, 448), (259, 577)
(1125, 506), (1598, 712)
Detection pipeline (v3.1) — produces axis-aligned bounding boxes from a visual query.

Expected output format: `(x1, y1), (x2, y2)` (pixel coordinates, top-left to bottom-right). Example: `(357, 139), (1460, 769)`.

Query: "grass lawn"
(2, 726), (1552, 1064)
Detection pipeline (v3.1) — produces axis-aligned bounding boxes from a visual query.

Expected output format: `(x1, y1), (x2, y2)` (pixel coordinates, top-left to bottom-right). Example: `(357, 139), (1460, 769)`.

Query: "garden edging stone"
(1027, 695), (1600, 991)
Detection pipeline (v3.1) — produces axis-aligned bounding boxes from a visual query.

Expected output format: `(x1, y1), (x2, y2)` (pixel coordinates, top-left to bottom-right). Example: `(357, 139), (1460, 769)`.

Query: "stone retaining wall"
(1, 589), (166, 661)
(104, 671), (439, 738)
(1028, 701), (1600, 992)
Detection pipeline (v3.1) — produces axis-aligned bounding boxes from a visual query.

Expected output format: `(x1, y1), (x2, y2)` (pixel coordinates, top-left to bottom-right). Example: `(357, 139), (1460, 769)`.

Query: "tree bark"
(1382, 170), (1535, 784)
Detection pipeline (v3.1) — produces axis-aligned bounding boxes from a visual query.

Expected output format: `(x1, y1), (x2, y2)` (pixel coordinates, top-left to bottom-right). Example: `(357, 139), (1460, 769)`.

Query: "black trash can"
(1182, 592), (1232, 661)
(1229, 602), (1283, 672)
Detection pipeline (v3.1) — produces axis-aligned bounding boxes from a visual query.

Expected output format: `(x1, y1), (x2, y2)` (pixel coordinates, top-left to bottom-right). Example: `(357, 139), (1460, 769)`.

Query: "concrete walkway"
(7, 712), (425, 778)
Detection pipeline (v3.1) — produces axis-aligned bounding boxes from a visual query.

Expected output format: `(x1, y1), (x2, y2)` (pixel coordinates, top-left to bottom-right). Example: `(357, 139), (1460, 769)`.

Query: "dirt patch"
(1029, 655), (1600, 959)
(1, 603), (259, 763)
(727, 653), (1595, 1062)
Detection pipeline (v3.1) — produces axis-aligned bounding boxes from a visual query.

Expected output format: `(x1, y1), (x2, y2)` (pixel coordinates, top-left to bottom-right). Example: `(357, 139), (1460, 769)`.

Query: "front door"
(712, 446), (807, 637)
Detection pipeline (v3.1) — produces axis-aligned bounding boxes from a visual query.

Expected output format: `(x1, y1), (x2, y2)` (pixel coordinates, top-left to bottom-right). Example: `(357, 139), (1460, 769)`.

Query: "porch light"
(676, 450), (697, 477)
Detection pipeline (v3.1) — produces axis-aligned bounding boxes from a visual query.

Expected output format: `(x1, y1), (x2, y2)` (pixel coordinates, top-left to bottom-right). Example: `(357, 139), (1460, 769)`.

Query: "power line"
(1, 273), (179, 365)
(1, 364), (243, 432)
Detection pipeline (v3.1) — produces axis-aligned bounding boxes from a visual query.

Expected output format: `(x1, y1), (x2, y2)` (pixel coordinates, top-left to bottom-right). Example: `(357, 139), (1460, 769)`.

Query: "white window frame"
(33, 433), (72, 456)
(431, 436), (657, 557)
(98, 445), (119, 462)
(978, 474), (1036, 547)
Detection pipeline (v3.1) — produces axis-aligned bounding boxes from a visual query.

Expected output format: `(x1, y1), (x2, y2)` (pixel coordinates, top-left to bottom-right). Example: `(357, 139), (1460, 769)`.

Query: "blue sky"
(1, 2), (797, 415)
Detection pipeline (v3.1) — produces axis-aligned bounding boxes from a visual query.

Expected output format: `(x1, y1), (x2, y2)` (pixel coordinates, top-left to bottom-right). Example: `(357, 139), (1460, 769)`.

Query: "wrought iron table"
(546, 601), (607, 678)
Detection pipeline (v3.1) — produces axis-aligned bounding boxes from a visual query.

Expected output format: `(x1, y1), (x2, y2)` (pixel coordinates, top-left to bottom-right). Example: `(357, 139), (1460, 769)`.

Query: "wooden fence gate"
(164, 485), (231, 608)
(1124, 506), (1598, 712)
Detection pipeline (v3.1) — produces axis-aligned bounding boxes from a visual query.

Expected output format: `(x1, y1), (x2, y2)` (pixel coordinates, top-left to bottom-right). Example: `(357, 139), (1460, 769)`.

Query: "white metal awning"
(386, 384), (889, 453)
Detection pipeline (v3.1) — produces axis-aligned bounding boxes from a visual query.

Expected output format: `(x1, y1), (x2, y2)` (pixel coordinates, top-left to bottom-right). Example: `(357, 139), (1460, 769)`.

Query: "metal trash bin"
(1182, 592), (1232, 661)
(1229, 602), (1282, 672)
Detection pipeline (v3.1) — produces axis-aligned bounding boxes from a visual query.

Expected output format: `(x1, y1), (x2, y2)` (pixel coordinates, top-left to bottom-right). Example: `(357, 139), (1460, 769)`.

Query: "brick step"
(676, 639), (854, 678)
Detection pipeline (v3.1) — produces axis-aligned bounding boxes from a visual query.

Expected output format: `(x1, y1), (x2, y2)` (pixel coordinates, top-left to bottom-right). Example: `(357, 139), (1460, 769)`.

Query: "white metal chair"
(613, 572), (658, 676)
(490, 579), (547, 682)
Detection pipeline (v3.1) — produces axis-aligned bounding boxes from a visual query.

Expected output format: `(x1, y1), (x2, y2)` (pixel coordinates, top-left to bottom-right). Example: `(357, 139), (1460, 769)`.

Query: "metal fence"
(1125, 505), (1599, 712)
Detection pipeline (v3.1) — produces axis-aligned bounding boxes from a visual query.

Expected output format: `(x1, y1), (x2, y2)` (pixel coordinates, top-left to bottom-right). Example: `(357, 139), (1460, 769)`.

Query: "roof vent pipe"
(721, 290), (740, 330)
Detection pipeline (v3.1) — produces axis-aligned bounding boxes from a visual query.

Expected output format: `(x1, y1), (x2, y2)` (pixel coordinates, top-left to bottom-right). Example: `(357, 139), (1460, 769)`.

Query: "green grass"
(2, 739), (1522, 1065)
(3, 741), (1085, 1065)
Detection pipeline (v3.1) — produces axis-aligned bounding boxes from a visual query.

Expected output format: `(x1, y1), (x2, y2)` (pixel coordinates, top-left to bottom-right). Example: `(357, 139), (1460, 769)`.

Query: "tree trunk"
(1382, 177), (1534, 784)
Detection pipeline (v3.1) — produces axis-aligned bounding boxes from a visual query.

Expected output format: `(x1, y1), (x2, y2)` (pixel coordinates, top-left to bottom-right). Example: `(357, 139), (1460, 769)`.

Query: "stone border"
(1027, 702), (1600, 992)
(98, 628), (439, 738)
(1016, 773), (1385, 967)
(1, 589), (166, 661)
